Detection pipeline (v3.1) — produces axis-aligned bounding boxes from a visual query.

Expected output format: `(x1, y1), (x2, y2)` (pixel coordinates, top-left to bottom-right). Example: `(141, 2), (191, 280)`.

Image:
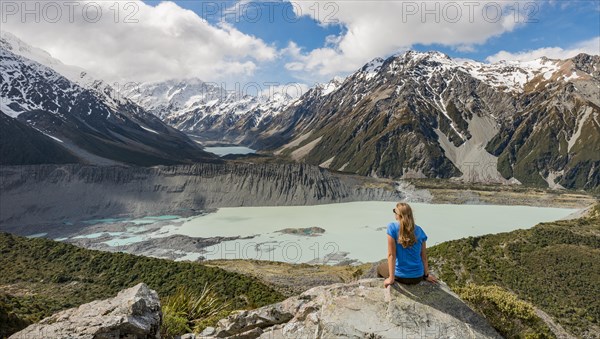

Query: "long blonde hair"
(396, 202), (416, 248)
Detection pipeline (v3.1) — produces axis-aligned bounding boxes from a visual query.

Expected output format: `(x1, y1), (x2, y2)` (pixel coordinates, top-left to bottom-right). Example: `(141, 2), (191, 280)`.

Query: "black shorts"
(394, 276), (423, 285)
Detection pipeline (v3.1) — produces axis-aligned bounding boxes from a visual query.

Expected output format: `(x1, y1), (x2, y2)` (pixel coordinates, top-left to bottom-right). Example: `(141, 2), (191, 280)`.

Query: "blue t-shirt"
(386, 222), (428, 278)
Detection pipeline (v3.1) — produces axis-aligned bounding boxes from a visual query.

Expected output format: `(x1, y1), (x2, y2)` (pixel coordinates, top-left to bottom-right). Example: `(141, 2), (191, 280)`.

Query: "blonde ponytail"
(396, 202), (416, 248)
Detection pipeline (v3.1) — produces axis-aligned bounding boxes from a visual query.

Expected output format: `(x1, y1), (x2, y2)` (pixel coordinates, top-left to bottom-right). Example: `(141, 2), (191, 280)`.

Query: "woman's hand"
(425, 274), (438, 284)
(384, 277), (395, 287)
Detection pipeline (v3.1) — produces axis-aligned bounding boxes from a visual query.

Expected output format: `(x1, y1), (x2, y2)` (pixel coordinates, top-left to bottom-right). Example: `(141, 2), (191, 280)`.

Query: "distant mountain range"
(121, 78), (295, 142)
(243, 51), (598, 191)
(1, 31), (598, 191)
(121, 51), (599, 190)
(0, 32), (218, 166)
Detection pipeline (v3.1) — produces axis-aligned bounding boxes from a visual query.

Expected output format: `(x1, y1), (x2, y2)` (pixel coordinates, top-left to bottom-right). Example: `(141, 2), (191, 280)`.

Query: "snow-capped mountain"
(0, 32), (218, 165)
(122, 78), (297, 142)
(121, 78), (226, 119)
(248, 51), (600, 191)
(316, 76), (346, 96)
(2, 29), (597, 190)
(0, 31), (135, 114)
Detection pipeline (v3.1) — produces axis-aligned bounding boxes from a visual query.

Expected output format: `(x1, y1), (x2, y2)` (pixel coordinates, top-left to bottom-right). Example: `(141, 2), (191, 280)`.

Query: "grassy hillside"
(428, 203), (600, 338)
(0, 233), (284, 337)
(204, 259), (371, 297)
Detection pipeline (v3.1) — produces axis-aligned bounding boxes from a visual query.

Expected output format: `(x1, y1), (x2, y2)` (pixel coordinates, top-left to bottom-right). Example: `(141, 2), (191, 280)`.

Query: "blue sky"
(171, 0), (343, 51)
(173, 0), (600, 86)
(186, 1), (599, 60)
(4, 0), (599, 88)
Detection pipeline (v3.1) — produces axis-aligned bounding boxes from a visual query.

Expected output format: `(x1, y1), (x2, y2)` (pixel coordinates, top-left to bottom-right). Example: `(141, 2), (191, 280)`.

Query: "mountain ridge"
(2, 31), (598, 190)
(122, 77), (296, 143)
(243, 50), (600, 191)
(0, 32), (219, 166)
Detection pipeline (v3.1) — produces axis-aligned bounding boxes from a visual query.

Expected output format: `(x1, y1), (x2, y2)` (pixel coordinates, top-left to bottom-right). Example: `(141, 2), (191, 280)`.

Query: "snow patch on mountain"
(365, 50), (565, 94)
(360, 57), (385, 80)
(0, 48), (76, 117)
(0, 31), (86, 82)
(122, 78), (226, 119)
(318, 76), (345, 97)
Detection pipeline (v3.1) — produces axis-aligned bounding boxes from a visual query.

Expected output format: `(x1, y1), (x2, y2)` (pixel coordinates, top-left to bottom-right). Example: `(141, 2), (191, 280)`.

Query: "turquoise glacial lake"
(153, 202), (577, 264)
(204, 146), (256, 157)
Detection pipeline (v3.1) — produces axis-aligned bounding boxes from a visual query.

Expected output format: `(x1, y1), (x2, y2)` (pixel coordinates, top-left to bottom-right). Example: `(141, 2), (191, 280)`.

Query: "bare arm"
(421, 241), (429, 275)
(384, 235), (396, 287)
(420, 241), (438, 283)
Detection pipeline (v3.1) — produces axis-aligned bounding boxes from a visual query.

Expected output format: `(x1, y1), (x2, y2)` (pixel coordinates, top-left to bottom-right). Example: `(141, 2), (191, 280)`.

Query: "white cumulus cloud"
(1, 0), (277, 83)
(486, 36), (600, 62)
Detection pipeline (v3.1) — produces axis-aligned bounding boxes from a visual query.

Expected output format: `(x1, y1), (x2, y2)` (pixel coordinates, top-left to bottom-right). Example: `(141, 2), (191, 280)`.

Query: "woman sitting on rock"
(378, 202), (438, 286)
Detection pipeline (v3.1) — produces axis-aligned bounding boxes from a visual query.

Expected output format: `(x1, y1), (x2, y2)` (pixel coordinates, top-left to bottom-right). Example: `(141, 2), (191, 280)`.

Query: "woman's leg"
(376, 260), (389, 278)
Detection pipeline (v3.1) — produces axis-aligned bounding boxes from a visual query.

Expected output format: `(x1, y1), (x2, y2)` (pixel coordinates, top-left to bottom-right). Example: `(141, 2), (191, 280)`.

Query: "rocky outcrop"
(7, 278), (501, 339)
(0, 164), (401, 232)
(9, 283), (161, 339)
(185, 279), (501, 339)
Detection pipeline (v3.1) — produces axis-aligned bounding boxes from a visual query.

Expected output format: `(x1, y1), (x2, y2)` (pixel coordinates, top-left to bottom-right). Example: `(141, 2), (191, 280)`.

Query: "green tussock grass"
(457, 284), (553, 338)
(429, 203), (600, 337)
(0, 233), (284, 338)
(161, 284), (231, 337)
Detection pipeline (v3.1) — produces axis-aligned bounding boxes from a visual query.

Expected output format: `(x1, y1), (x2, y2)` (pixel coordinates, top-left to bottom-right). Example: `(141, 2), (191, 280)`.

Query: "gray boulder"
(203, 279), (500, 338)
(10, 283), (161, 339)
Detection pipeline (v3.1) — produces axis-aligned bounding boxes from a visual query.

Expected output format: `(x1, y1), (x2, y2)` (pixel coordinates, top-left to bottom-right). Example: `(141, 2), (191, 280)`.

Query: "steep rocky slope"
(0, 32), (217, 166)
(245, 52), (599, 191)
(0, 164), (401, 231)
(0, 112), (80, 165)
(487, 53), (600, 190)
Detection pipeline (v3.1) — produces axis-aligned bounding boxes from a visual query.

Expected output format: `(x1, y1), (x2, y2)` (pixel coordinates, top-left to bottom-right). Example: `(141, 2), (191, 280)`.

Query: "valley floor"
(401, 178), (597, 208)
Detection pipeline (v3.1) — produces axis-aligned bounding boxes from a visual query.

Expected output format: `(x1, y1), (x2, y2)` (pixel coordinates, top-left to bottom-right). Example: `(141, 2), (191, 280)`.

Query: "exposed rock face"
(240, 52), (599, 191)
(0, 164), (401, 231)
(190, 279), (500, 339)
(9, 283), (161, 339)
